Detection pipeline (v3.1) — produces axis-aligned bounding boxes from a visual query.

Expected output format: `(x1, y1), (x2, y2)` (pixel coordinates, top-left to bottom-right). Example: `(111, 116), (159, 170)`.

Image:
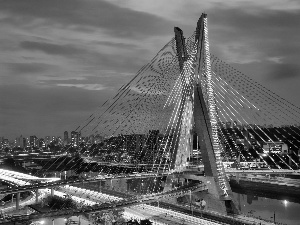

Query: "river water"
(233, 192), (300, 225)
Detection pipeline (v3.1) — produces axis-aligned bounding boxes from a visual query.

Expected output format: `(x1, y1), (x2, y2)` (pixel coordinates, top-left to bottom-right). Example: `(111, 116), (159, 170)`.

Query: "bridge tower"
(174, 13), (239, 215)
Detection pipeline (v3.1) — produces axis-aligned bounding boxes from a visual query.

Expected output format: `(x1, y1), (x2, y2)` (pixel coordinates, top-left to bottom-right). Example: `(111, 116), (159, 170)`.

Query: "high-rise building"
(64, 131), (69, 145)
(51, 136), (57, 145)
(29, 136), (38, 148)
(39, 138), (45, 149)
(71, 131), (79, 147)
(57, 136), (62, 146)
(3, 139), (9, 148)
(45, 136), (51, 146)
(15, 136), (21, 147)
(22, 138), (26, 149)
(19, 135), (24, 148)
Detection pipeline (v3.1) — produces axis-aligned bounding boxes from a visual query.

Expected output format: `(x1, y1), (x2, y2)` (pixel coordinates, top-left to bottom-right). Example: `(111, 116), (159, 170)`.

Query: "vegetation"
(91, 208), (125, 225)
(44, 195), (77, 210)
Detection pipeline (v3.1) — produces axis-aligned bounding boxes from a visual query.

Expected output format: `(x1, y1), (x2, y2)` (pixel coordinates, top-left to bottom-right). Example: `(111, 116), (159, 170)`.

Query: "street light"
(189, 190), (193, 216)
(270, 211), (276, 224)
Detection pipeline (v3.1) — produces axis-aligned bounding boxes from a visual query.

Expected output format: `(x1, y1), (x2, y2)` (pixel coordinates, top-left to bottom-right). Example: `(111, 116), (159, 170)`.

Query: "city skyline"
(1, 0), (300, 139)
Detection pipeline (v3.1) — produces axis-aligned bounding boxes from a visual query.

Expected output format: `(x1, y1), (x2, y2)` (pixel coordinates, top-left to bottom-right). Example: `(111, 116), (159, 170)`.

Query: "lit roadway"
(0, 169), (217, 225)
(0, 169), (277, 225)
(230, 174), (300, 187)
(225, 168), (300, 175)
(1, 168), (299, 196)
(0, 170), (170, 195)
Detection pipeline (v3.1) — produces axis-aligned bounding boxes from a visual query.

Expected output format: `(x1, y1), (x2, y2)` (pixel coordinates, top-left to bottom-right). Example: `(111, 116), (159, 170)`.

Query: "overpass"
(1, 167), (299, 196)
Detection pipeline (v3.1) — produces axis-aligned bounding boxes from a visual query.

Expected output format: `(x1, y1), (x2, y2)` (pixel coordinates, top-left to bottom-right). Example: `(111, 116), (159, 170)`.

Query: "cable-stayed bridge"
(1, 13), (300, 224)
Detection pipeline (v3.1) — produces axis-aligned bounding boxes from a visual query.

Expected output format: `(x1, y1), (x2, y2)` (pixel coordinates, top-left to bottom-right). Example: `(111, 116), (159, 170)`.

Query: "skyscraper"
(45, 136), (51, 146)
(29, 135), (38, 148)
(22, 138), (26, 149)
(71, 131), (79, 147)
(64, 131), (68, 145)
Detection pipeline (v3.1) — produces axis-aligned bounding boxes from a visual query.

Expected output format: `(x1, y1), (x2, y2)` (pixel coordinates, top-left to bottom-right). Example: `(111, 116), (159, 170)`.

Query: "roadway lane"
(0, 169), (223, 225)
(154, 201), (275, 225)
(126, 204), (224, 225)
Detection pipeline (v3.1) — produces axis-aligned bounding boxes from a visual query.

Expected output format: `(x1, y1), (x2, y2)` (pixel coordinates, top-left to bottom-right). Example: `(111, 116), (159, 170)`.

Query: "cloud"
(20, 41), (84, 56)
(56, 84), (108, 91)
(267, 57), (282, 64)
(0, 84), (114, 138)
(267, 63), (300, 80)
(18, 39), (149, 75)
(1, 0), (300, 139)
(0, 0), (175, 39)
(93, 41), (138, 49)
(3, 62), (52, 74)
(207, 6), (300, 62)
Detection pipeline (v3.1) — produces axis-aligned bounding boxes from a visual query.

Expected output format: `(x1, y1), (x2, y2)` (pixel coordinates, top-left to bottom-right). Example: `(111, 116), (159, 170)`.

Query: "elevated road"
(0, 168), (209, 224)
(1, 168), (299, 195)
(0, 168), (278, 225)
(225, 168), (300, 175)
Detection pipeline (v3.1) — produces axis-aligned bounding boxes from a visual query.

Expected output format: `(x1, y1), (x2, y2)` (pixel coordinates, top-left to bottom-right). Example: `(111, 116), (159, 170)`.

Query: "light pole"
(189, 190), (193, 215)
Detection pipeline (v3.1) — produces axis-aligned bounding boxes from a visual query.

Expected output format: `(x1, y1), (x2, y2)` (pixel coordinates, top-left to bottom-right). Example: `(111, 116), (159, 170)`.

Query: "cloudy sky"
(0, 0), (300, 140)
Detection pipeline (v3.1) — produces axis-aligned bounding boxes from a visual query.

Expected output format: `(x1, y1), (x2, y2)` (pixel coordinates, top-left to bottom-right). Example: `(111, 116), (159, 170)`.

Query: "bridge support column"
(98, 181), (102, 192)
(51, 187), (54, 196)
(236, 173), (240, 184)
(35, 189), (39, 203)
(16, 192), (20, 210)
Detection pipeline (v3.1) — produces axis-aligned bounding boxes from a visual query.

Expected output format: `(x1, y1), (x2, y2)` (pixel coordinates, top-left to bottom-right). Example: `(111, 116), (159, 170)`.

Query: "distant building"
(22, 138), (26, 149)
(2, 139), (9, 148)
(39, 138), (45, 149)
(29, 136), (38, 148)
(71, 131), (79, 147)
(57, 136), (62, 145)
(45, 136), (51, 146)
(64, 131), (69, 145)
(51, 136), (56, 145)
(15, 136), (21, 148)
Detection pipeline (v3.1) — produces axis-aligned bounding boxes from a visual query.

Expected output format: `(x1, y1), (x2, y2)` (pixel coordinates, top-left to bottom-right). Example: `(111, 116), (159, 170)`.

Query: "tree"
(91, 208), (125, 225)
(140, 219), (152, 225)
(44, 195), (77, 210)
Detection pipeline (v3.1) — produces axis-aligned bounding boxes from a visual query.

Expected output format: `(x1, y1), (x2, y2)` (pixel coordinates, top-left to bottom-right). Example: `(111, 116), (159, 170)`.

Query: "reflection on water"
(233, 192), (300, 225)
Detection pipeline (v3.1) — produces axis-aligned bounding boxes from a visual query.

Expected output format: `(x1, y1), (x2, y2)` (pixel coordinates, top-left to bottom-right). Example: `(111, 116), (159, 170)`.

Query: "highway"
(0, 168), (288, 225)
(1, 168), (299, 196)
(230, 174), (300, 187)
(225, 168), (300, 175)
(125, 204), (222, 225)
(0, 169), (216, 225)
(0, 169), (169, 195)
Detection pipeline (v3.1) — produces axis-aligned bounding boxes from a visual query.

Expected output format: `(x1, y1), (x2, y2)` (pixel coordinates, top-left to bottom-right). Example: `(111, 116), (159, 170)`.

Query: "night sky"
(1, 0), (300, 139)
